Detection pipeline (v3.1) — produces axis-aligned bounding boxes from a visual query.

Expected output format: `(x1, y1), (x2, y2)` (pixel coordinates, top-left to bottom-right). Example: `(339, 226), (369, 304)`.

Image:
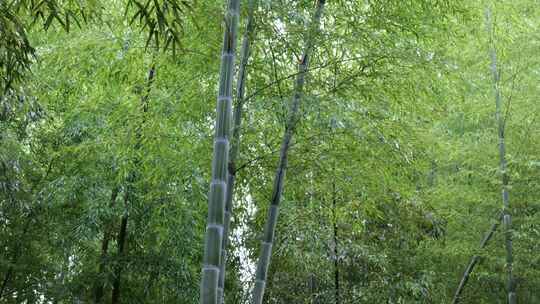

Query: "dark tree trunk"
(94, 187), (119, 303)
(111, 211), (129, 304)
(332, 181), (340, 304)
(110, 65), (156, 304)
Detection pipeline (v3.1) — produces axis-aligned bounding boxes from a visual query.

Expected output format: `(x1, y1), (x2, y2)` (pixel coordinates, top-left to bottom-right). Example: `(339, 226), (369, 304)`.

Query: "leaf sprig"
(126, 0), (193, 53)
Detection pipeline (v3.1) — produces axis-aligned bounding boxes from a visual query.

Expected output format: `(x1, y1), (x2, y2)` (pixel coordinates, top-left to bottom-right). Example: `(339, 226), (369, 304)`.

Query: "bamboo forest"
(1, 0), (540, 303)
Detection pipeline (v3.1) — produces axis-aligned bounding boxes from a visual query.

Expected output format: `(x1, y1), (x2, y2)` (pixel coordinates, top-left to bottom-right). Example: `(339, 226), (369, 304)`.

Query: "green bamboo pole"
(485, 8), (516, 304)
(218, 0), (257, 303)
(451, 213), (502, 304)
(251, 1), (326, 303)
(200, 0), (240, 303)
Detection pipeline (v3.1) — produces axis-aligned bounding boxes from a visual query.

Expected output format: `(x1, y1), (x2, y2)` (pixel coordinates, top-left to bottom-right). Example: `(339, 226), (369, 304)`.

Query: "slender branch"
(245, 55), (387, 102)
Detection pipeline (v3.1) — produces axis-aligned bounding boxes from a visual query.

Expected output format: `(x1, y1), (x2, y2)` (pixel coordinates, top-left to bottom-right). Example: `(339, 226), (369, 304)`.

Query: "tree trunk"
(218, 0), (256, 303)
(332, 181), (340, 304)
(309, 274), (317, 304)
(251, 1), (326, 303)
(111, 212), (128, 304)
(485, 8), (516, 304)
(94, 187), (119, 303)
(200, 1), (240, 303)
(110, 64), (156, 304)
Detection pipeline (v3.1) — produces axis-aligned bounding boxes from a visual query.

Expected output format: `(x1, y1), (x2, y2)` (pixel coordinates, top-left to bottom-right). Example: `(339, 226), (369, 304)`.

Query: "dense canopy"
(0, 0), (539, 303)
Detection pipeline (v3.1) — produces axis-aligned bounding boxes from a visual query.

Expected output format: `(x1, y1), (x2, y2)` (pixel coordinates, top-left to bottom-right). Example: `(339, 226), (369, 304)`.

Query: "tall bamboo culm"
(218, 0), (257, 302)
(451, 213), (502, 304)
(251, 1), (326, 303)
(485, 7), (516, 304)
(200, 1), (240, 304)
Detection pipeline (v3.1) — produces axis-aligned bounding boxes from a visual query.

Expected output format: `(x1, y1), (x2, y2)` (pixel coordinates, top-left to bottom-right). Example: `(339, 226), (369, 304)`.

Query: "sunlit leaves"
(0, 0), (99, 94)
(126, 0), (194, 53)
(1, 0), (539, 303)
(0, 4), (34, 93)
(9, 0), (100, 31)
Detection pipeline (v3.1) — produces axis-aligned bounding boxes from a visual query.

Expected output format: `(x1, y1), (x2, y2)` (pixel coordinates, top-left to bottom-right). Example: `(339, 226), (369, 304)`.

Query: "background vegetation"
(0, 0), (539, 303)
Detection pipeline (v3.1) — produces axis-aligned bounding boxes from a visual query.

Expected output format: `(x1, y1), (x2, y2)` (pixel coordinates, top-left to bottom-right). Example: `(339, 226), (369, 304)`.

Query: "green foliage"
(0, 4), (34, 93)
(126, 0), (194, 52)
(1, 0), (539, 303)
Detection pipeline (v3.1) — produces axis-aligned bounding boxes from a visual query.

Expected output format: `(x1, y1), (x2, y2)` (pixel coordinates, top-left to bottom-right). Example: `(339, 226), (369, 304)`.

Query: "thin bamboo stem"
(451, 213), (502, 304)
(251, 1), (326, 303)
(485, 8), (516, 304)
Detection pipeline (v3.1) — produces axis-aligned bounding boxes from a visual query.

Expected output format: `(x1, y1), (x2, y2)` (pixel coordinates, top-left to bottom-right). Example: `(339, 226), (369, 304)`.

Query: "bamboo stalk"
(200, 1), (240, 303)
(451, 213), (501, 304)
(251, 1), (326, 303)
(218, 0), (257, 303)
(94, 187), (119, 304)
(332, 180), (340, 304)
(485, 8), (516, 304)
